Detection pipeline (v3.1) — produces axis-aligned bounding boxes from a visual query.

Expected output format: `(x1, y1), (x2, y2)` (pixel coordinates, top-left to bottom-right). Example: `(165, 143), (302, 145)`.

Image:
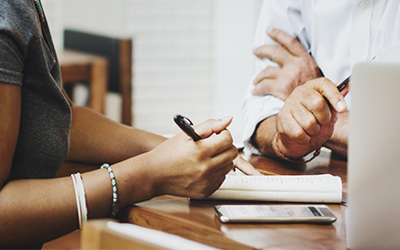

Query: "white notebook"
(208, 174), (342, 203)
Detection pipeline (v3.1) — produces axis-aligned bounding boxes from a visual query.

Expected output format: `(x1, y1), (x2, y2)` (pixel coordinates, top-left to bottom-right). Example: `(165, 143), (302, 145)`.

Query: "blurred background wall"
(42, 0), (263, 145)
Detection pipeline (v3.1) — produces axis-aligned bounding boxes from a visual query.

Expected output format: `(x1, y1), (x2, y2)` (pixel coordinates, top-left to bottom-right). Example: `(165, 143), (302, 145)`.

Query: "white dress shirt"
(243, 0), (400, 150)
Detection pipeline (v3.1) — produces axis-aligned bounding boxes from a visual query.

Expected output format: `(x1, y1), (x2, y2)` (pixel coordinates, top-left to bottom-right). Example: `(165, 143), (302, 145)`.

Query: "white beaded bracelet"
(100, 163), (119, 217)
(71, 173), (88, 229)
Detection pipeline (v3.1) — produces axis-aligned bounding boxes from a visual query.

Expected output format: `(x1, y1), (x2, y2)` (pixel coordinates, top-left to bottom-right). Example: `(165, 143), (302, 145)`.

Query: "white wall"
(212, 0), (262, 144)
(41, 0), (63, 51)
(45, 0), (262, 143)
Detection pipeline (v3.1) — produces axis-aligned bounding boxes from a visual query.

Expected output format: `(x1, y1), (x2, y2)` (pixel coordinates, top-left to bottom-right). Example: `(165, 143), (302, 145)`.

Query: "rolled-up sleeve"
(243, 92), (284, 148)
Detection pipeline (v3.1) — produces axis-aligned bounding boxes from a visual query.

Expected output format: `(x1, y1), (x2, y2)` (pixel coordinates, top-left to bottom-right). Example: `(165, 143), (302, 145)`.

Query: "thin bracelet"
(100, 163), (119, 217)
(74, 173), (88, 227)
(273, 132), (321, 163)
(71, 174), (83, 229)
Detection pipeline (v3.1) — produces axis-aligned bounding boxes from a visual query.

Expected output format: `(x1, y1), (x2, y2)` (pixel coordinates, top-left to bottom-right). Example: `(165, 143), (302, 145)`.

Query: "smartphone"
(215, 205), (337, 224)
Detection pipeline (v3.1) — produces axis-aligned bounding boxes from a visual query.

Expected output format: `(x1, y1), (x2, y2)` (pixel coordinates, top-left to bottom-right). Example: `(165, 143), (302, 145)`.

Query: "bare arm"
(0, 84), (238, 248)
(324, 112), (348, 158)
(67, 105), (166, 165)
(251, 115), (278, 158)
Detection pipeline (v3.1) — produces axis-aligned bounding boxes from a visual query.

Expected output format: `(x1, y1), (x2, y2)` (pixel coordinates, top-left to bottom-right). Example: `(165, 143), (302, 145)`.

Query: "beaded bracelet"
(273, 132), (321, 163)
(100, 163), (119, 217)
(71, 173), (87, 229)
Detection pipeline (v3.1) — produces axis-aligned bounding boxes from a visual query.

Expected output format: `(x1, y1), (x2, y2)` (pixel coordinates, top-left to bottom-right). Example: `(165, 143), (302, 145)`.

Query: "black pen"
(174, 115), (202, 141)
(337, 76), (350, 92)
(337, 56), (374, 92)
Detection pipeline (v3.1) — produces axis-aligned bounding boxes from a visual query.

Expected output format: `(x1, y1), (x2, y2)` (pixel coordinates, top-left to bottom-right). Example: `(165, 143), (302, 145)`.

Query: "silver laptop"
(347, 63), (400, 249)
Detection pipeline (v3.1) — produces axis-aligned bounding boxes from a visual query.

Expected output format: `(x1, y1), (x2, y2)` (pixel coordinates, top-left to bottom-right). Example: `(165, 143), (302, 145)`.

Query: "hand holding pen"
(174, 115), (261, 175)
(174, 115), (202, 141)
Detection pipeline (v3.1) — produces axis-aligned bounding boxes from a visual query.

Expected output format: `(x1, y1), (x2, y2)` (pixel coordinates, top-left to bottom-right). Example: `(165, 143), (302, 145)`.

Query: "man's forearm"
(251, 115), (278, 157)
(324, 112), (348, 158)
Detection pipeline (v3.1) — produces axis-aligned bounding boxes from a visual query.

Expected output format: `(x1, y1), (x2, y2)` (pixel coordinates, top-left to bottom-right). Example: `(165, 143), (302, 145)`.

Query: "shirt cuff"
(242, 95), (284, 153)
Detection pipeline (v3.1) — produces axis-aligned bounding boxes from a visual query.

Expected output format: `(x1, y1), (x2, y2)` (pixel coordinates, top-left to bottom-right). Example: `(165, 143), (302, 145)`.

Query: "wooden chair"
(63, 29), (133, 126)
(59, 50), (108, 115)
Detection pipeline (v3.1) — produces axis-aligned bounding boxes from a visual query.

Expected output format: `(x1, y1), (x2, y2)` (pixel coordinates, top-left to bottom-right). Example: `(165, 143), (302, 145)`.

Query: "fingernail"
(336, 101), (346, 112)
(267, 27), (274, 34)
(221, 116), (233, 122)
(252, 47), (259, 55)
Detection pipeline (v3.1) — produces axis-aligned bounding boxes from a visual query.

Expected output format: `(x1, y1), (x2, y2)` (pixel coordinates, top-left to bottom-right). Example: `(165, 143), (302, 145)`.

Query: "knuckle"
(271, 45), (282, 59)
(221, 130), (233, 144)
(228, 146), (238, 159)
(309, 95), (326, 110)
(319, 115), (332, 125)
(304, 119), (320, 135)
(195, 148), (208, 162)
(303, 118), (315, 131)
(290, 128), (309, 144)
(287, 36), (299, 48)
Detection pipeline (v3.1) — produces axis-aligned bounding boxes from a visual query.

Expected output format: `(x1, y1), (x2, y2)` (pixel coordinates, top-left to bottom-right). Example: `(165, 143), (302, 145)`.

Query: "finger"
(266, 27), (308, 56)
(215, 161), (235, 177)
(201, 130), (234, 156)
(252, 79), (275, 96)
(292, 104), (320, 136)
(253, 44), (291, 66)
(194, 173), (227, 199)
(209, 146), (238, 173)
(194, 117), (233, 139)
(233, 156), (262, 175)
(300, 88), (333, 125)
(253, 66), (279, 85)
(341, 83), (350, 97)
(204, 171), (227, 197)
(277, 111), (310, 144)
(312, 78), (347, 113)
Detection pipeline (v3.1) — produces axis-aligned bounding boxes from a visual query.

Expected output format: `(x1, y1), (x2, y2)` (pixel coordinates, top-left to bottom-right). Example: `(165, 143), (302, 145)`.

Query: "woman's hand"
(147, 117), (239, 199)
(233, 155), (261, 175)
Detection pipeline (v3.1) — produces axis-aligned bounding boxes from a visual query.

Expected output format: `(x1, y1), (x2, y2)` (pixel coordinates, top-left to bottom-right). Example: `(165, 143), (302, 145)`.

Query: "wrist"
(118, 152), (161, 204)
(272, 132), (321, 163)
(272, 132), (300, 160)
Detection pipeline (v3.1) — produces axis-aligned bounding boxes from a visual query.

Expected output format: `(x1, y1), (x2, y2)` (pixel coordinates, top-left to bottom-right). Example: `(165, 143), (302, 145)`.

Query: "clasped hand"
(276, 78), (347, 159)
(252, 28), (322, 100)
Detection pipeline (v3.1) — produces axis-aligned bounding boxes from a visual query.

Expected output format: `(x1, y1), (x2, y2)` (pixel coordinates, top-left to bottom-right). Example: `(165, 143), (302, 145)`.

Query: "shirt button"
(359, 0), (368, 9)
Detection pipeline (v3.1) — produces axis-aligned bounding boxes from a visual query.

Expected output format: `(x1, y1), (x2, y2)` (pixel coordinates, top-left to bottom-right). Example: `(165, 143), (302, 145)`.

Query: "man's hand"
(252, 28), (322, 100)
(275, 78), (347, 159)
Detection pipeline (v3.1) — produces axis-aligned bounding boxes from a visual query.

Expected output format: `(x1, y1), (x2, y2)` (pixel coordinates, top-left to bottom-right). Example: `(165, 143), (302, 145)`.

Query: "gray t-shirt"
(0, 0), (71, 180)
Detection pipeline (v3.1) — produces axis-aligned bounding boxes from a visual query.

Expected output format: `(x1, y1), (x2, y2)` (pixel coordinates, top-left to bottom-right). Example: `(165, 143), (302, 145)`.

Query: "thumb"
(341, 82), (350, 97)
(194, 117), (233, 139)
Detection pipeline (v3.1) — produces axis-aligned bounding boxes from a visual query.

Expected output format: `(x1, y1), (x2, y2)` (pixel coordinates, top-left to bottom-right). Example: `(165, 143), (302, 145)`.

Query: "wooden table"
(114, 150), (348, 249)
(58, 50), (108, 114)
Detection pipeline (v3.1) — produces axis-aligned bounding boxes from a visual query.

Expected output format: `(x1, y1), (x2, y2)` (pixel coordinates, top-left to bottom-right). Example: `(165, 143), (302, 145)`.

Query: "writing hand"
(149, 118), (238, 199)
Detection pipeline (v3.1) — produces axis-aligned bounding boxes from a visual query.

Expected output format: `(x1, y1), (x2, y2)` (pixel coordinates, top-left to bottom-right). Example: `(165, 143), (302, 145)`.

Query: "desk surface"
(117, 150), (348, 249)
